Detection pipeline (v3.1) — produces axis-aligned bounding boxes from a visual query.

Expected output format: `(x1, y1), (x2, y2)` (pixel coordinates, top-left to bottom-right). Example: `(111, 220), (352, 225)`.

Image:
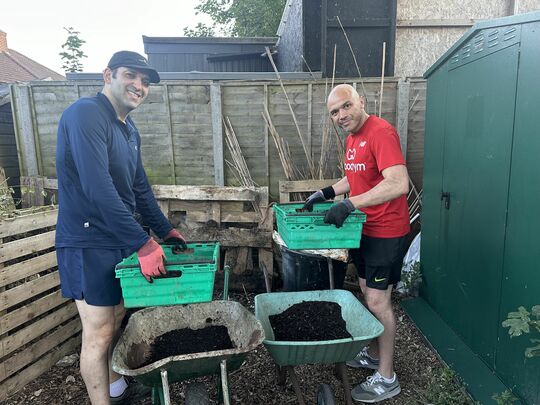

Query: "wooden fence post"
(210, 83), (224, 186)
(396, 79), (410, 160)
(10, 85), (39, 177)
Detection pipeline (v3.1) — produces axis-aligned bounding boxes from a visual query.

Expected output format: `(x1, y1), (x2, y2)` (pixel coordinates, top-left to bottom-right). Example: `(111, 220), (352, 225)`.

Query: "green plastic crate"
(115, 242), (219, 308)
(274, 202), (366, 249)
(254, 290), (384, 366)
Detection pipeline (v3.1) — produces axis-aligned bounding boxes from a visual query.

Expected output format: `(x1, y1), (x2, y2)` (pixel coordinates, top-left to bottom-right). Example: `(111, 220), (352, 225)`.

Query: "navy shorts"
(57, 247), (130, 306)
(349, 234), (409, 290)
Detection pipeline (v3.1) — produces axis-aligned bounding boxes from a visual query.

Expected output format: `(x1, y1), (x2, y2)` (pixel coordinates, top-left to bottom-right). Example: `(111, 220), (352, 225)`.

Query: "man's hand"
(137, 239), (166, 283)
(303, 190), (326, 212)
(324, 199), (355, 228)
(163, 228), (187, 250)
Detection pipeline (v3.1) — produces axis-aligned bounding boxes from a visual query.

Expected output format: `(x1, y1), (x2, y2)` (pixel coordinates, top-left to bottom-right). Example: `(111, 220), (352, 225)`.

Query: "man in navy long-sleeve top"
(55, 51), (185, 404)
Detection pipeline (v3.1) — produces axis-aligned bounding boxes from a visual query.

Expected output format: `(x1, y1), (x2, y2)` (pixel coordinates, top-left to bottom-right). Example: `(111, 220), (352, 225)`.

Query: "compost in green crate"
(269, 300), (351, 341)
(136, 324), (235, 368)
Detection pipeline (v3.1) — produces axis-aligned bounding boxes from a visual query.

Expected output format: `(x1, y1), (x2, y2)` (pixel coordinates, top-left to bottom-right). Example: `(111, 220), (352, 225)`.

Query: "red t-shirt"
(344, 115), (410, 238)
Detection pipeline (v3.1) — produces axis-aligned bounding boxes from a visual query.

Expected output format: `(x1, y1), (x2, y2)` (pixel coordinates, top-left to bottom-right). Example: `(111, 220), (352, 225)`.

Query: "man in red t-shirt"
(303, 84), (409, 403)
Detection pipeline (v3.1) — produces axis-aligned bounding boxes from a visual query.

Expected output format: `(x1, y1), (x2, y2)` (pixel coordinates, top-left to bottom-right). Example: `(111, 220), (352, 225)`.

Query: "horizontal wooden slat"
(279, 179), (341, 193)
(0, 271), (60, 312)
(0, 301), (77, 357)
(0, 335), (81, 402)
(153, 185), (268, 202)
(0, 290), (66, 335)
(187, 210), (261, 224)
(0, 230), (55, 263)
(186, 228), (271, 248)
(0, 251), (57, 288)
(0, 209), (57, 239)
(0, 318), (81, 382)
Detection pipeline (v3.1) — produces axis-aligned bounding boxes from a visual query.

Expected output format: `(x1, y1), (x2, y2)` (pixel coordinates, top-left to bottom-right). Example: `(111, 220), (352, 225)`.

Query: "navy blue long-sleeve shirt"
(55, 92), (172, 252)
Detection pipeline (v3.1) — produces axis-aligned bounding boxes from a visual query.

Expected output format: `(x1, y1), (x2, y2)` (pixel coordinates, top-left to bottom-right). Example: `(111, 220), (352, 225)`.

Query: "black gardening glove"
(302, 185), (336, 212)
(324, 199), (355, 228)
(302, 190), (326, 212)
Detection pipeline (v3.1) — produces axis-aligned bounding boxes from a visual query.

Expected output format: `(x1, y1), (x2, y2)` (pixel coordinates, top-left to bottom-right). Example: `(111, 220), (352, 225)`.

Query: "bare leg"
(359, 278), (379, 359)
(108, 300), (126, 384)
(362, 283), (396, 378)
(75, 299), (117, 404)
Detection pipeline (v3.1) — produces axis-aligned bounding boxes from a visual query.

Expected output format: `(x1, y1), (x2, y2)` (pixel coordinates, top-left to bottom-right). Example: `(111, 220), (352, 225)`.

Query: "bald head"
(327, 84), (368, 133)
(327, 84), (361, 107)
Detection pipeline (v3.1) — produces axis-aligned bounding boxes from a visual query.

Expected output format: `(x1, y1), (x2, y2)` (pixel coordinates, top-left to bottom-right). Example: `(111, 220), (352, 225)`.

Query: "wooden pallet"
(278, 179), (342, 203)
(0, 207), (81, 401)
(152, 185), (274, 291)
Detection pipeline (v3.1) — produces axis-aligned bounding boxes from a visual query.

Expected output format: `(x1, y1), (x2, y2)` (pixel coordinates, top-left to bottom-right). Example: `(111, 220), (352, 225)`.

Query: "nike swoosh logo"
(374, 277), (386, 282)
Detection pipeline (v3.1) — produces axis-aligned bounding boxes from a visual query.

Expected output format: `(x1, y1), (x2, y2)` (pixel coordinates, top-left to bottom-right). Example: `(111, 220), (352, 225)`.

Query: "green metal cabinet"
(421, 12), (540, 404)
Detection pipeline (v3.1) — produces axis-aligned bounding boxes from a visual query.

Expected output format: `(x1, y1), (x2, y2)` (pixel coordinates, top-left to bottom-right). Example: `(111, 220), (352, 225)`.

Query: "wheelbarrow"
(111, 300), (265, 404)
(255, 289), (384, 405)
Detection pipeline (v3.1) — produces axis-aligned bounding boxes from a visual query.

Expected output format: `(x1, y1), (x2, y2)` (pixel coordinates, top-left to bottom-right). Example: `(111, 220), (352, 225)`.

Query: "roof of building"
(0, 30), (65, 83)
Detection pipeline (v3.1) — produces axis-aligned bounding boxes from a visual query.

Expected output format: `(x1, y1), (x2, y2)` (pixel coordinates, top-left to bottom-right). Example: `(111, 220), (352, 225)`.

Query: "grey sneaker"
(352, 372), (401, 403)
(110, 380), (151, 404)
(346, 347), (380, 369)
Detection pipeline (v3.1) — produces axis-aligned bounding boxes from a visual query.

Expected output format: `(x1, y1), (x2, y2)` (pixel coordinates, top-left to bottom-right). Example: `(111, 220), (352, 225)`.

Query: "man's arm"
(349, 164), (409, 209)
(132, 153), (173, 239)
(331, 176), (350, 196)
(67, 104), (149, 251)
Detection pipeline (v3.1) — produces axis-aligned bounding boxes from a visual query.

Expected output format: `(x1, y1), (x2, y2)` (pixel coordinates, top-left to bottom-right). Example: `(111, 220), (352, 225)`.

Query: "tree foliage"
(184, 0), (286, 37)
(59, 27), (87, 72)
(183, 22), (216, 37)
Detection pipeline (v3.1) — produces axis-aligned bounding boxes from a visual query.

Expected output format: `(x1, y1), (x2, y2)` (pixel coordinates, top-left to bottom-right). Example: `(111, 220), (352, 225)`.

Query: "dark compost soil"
(269, 300), (351, 341)
(140, 325), (234, 367)
(4, 292), (476, 405)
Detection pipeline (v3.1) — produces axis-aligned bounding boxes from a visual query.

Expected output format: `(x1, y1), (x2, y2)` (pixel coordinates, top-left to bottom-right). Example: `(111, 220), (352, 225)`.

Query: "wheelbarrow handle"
(223, 265), (230, 301)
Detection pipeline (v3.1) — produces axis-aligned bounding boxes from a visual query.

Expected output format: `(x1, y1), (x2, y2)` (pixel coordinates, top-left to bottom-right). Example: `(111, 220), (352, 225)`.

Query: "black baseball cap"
(107, 51), (160, 83)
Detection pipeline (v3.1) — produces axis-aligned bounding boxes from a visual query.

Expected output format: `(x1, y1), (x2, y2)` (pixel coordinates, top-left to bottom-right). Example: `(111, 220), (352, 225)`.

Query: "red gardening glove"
(163, 228), (187, 249)
(137, 239), (166, 283)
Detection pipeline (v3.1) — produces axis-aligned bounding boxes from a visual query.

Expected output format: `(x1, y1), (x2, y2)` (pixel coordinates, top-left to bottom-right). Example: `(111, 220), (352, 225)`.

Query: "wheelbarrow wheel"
(185, 382), (210, 405)
(317, 383), (335, 405)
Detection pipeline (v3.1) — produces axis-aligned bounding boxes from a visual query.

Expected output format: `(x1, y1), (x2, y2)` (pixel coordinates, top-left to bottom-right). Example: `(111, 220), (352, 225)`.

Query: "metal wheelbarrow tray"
(112, 300), (264, 388)
(255, 289), (383, 366)
(255, 289), (384, 405)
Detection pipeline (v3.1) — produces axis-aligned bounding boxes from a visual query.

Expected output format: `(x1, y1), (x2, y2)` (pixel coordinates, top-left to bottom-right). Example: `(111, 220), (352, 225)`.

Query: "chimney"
(0, 31), (7, 52)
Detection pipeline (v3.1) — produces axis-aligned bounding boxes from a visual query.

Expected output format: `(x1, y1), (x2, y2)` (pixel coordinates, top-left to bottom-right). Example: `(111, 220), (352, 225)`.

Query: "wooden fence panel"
(0, 208), (80, 401)
(11, 78), (425, 199)
(407, 79), (427, 189)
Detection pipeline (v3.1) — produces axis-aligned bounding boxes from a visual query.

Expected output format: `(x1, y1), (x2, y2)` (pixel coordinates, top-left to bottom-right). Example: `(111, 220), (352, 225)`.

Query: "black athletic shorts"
(349, 234), (409, 290)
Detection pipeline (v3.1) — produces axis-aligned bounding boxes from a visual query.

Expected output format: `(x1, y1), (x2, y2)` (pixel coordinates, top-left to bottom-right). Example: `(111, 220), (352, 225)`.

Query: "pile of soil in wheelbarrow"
(140, 325), (234, 367)
(269, 300), (351, 341)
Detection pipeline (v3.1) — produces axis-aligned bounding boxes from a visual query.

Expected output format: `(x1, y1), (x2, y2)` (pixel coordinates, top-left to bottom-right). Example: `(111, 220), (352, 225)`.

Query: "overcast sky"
(1, 0), (213, 75)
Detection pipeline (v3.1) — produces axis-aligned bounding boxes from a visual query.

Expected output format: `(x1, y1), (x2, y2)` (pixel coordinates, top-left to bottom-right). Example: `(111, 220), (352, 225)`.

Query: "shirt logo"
(346, 148), (356, 161)
(360, 141), (367, 147)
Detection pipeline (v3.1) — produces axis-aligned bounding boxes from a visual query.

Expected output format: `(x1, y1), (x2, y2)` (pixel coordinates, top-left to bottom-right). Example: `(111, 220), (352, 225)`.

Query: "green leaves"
(184, 0), (286, 37)
(59, 27), (87, 73)
(502, 306), (531, 337)
(502, 305), (540, 358)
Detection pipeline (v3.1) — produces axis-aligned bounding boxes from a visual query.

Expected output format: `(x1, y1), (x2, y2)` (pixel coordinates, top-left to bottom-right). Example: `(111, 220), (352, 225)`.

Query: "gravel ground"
(4, 290), (474, 405)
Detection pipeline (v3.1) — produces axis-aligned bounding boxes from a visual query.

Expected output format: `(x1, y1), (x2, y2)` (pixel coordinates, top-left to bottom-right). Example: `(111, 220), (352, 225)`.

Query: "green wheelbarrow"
(111, 300), (265, 404)
(255, 289), (384, 405)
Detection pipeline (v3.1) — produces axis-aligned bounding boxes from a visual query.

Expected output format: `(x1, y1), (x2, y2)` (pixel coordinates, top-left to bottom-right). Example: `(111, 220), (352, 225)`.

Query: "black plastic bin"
(280, 246), (347, 291)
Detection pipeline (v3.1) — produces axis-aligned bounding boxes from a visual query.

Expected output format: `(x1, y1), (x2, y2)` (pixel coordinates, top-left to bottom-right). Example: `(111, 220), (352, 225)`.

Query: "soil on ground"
(4, 291), (476, 405)
(139, 325), (234, 367)
(269, 300), (351, 341)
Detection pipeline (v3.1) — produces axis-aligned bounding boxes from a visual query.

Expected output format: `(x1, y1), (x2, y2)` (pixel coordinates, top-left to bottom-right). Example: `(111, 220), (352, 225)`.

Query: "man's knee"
(365, 291), (391, 315)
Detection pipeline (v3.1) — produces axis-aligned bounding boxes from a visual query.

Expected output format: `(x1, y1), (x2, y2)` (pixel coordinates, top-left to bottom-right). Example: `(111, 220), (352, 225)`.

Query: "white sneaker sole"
(352, 385), (401, 403)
